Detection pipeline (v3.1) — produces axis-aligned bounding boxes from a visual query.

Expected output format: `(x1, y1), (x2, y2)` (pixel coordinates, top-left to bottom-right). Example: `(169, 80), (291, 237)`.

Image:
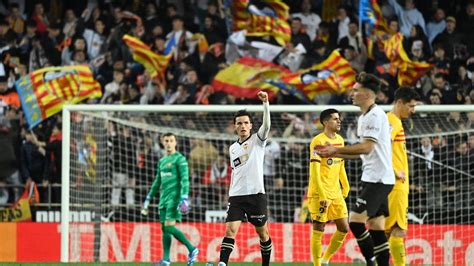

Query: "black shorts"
(352, 182), (393, 218)
(226, 193), (268, 227)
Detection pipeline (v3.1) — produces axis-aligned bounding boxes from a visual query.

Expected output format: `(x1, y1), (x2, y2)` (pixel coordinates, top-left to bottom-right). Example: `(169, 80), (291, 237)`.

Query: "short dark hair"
(356, 72), (383, 93)
(162, 132), (175, 138)
(233, 109), (253, 124)
(393, 86), (420, 103)
(320, 108), (339, 126)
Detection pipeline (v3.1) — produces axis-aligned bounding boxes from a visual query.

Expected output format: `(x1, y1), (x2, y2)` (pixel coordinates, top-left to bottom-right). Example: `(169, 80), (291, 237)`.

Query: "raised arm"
(388, 0), (404, 18)
(257, 91), (271, 141)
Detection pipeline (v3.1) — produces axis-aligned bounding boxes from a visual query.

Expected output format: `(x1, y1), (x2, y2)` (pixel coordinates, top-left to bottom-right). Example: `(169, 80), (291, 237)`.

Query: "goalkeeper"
(142, 133), (198, 266)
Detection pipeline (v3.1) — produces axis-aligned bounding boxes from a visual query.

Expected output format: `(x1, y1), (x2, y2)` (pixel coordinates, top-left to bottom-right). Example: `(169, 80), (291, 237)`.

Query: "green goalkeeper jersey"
(147, 152), (189, 209)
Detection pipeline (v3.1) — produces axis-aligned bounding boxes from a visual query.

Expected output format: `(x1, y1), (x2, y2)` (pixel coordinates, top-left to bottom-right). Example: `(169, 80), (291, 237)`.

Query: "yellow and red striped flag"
(383, 33), (433, 86)
(16, 65), (102, 128)
(230, 0), (291, 46)
(122, 34), (174, 79)
(281, 50), (356, 99)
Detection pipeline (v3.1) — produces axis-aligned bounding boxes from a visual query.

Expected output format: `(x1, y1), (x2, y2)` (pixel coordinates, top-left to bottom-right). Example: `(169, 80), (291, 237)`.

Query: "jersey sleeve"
(362, 112), (383, 143)
(148, 160), (161, 198)
(177, 154), (190, 198)
(339, 160), (349, 198)
(309, 137), (326, 199)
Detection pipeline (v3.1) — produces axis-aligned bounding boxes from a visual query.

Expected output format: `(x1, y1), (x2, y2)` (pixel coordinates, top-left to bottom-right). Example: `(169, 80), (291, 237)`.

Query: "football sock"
(311, 229), (324, 266)
(350, 222), (375, 266)
(219, 237), (235, 264)
(161, 224), (172, 260)
(260, 237), (272, 266)
(389, 236), (406, 266)
(322, 230), (347, 261)
(370, 230), (390, 266)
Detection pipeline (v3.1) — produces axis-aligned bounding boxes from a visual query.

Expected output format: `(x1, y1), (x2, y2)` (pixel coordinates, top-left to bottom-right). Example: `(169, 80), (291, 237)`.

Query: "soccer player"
(317, 72), (394, 266)
(141, 133), (199, 266)
(308, 108), (350, 266)
(218, 91), (272, 266)
(385, 87), (419, 266)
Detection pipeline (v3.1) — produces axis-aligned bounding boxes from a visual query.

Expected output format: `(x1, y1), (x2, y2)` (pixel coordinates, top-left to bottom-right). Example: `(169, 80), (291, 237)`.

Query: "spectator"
(110, 126), (135, 208)
(166, 16), (195, 60)
(6, 3), (25, 36)
(82, 18), (107, 60)
(63, 9), (78, 37)
(427, 8), (446, 45)
(429, 44), (450, 75)
(388, 0), (427, 37)
(290, 17), (312, 54)
(31, 3), (48, 34)
(339, 20), (367, 61)
(44, 123), (61, 203)
(0, 105), (21, 204)
(458, 2), (474, 56)
(433, 73), (458, 104)
(291, 0), (321, 42)
(432, 16), (464, 59)
(29, 34), (49, 71)
(20, 128), (47, 202)
(334, 6), (351, 42)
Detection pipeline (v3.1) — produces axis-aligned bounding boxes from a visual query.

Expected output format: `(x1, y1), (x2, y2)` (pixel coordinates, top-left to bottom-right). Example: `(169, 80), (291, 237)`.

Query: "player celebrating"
(385, 87), (419, 266)
(141, 133), (199, 266)
(318, 72), (394, 266)
(308, 108), (350, 266)
(218, 91), (272, 266)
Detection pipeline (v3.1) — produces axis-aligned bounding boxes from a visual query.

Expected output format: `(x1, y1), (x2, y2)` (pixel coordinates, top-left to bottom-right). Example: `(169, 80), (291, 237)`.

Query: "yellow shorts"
(385, 189), (408, 231)
(308, 196), (348, 223)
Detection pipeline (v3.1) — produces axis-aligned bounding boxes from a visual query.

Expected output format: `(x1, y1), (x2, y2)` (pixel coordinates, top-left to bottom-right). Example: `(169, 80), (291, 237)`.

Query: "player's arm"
(389, 119), (406, 182)
(257, 91), (270, 141)
(141, 161), (161, 215)
(334, 139), (375, 156)
(339, 160), (350, 198)
(177, 155), (191, 214)
(178, 155), (190, 198)
(310, 139), (328, 206)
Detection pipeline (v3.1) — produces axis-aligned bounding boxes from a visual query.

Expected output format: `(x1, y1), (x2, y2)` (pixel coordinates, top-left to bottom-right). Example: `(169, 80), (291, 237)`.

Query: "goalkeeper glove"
(141, 196), (151, 216)
(178, 196), (190, 215)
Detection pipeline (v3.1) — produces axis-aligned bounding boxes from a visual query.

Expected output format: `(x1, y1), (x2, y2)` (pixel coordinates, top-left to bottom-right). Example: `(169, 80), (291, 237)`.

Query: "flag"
(359, 0), (389, 37)
(383, 33), (433, 86)
(211, 57), (290, 100)
(16, 65), (102, 128)
(281, 50), (356, 100)
(123, 34), (174, 79)
(230, 0), (291, 46)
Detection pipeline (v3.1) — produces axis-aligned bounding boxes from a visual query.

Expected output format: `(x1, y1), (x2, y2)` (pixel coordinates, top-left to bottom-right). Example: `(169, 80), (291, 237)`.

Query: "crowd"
(0, 0), (472, 223)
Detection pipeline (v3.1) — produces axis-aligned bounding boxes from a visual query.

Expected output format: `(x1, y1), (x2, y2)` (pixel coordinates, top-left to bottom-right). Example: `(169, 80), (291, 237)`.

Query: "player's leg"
(322, 197), (349, 263)
(389, 225), (407, 266)
(219, 196), (245, 266)
(366, 184), (394, 266)
(163, 210), (195, 252)
(247, 194), (271, 266)
(349, 182), (375, 265)
(367, 216), (389, 266)
(386, 189), (408, 266)
(159, 209), (172, 264)
(307, 197), (328, 266)
(219, 221), (241, 266)
(255, 222), (272, 266)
